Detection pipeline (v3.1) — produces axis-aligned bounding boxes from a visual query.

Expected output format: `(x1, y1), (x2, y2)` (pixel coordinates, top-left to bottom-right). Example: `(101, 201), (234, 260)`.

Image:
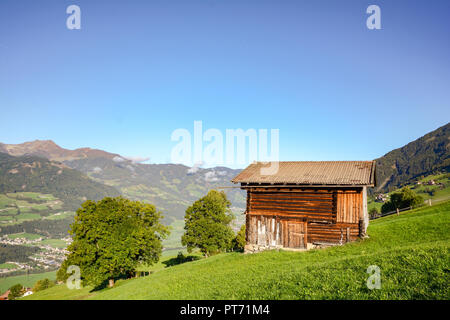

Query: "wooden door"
(287, 222), (307, 248)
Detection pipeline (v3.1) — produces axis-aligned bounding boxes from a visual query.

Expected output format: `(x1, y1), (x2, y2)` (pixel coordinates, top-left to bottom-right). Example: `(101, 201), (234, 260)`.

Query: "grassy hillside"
(368, 172), (450, 212)
(24, 200), (450, 300)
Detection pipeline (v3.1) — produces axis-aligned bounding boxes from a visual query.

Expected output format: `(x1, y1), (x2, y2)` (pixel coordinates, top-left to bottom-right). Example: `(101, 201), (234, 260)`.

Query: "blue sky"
(0, 0), (449, 168)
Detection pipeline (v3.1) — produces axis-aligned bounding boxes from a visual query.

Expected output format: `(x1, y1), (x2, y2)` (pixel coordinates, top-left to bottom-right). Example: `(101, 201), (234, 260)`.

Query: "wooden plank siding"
(336, 190), (363, 224)
(245, 188), (364, 248)
(247, 214), (283, 247)
(249, 190), (335, 223)
(308, 223), (359, 243)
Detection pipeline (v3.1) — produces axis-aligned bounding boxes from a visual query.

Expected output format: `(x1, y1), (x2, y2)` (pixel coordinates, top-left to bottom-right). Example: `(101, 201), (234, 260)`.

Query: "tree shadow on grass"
(90, 253), (201, 292)
(91, 272), (135, 292)
(162, 252), (201, 268)
(92, 280), (110, 292)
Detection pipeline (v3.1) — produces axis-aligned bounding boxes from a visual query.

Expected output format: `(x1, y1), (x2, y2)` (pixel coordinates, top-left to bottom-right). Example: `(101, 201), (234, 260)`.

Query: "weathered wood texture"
(308, 223), (359, 243)
(247, 214), (283, 247)
(246, 188), (363, 248)
(336, 190), (363, 224)
(249, 190), (336, 223)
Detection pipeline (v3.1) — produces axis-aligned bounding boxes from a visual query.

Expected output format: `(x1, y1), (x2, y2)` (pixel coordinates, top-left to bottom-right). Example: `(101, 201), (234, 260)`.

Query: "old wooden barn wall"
(245, 188), (363, 248)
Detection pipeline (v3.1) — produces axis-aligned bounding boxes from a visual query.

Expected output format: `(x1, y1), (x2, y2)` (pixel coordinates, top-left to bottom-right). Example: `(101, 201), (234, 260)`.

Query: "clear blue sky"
(0, 0), (449, 168)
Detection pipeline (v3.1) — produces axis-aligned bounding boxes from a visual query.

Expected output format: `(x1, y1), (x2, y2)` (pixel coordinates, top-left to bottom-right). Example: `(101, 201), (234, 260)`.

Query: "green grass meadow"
(0, 263), (17, 270)
(23, 199), (450, 300)
(7, 233), (42, 240)
(0, 271), (57, 293)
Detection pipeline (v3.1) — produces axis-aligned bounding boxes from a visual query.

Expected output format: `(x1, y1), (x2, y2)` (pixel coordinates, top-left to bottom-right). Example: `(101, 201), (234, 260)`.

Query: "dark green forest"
(0, 217), (74, 238)
(0, 244), (39, 264)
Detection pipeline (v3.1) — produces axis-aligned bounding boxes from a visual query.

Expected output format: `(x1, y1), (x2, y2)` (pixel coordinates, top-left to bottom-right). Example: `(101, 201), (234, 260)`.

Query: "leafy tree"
(8, 284), (24, 300)
(32, 278), (55, 292)
(60, 197), (169, 288)
(381, 187), (424, 213)
(233, 224), (246, 252)
(182, 190), (235, 257)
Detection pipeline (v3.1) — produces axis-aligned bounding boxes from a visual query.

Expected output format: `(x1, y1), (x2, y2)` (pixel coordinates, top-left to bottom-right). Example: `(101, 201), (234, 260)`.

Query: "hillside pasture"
(24, 200), (450, 300)
(368, 172), (450, 213)
(0, 192), (64, 226)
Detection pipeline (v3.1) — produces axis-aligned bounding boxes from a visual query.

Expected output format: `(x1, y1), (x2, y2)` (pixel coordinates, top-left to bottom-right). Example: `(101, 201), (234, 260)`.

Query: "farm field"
(24, 199), (450, 300)
(39, 239), (68, 249)
(7, 233), (42, 240)
(0, 192), (63, 226)
(0, 271), (57, 293)
(44, 211), (75, 220)
(0, 263), (17, 270)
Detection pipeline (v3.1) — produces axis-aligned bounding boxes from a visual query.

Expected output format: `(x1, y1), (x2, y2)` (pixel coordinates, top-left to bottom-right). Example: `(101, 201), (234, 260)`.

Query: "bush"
(233, 224), (246, 252)
(381, 187), (424, 213)
(32, 278), (55, 292)
(8, 284), (24, 300)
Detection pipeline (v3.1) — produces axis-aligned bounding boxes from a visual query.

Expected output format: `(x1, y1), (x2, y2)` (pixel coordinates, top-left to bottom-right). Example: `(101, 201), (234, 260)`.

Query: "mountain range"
(0, 141), (246, 223)
(0, 122), (448, 222)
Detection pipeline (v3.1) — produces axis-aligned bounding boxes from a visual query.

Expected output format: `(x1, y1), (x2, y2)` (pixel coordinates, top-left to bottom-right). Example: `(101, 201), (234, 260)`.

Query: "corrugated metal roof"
(231, 161), (376, 186)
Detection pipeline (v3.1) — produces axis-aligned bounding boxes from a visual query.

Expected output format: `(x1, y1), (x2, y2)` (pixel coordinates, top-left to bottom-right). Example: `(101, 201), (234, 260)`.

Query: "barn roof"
(231, 161), (376, 186)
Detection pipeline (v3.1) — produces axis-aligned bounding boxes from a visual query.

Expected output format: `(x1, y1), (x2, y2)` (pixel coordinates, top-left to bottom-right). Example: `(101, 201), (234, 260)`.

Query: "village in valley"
(0, 234), (70, 275)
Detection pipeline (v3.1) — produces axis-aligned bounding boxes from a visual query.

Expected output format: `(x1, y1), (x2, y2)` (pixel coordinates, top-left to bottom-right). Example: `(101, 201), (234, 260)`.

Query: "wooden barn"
(231, 161), (376, 252)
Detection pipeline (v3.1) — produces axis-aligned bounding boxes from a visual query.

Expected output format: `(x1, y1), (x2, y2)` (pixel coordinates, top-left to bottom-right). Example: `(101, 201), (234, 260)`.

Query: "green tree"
(182, 190), (234, 257)
(60, 197), (169, 288)
(32, 278), (55, 292)
(233, 224), (246, 252)
(8, 284), (24, 300)
(381, 187), (424, 213)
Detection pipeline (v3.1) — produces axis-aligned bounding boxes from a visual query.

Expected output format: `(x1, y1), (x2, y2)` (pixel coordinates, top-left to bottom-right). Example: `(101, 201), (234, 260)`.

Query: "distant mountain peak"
(0, 140), (120, 162)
